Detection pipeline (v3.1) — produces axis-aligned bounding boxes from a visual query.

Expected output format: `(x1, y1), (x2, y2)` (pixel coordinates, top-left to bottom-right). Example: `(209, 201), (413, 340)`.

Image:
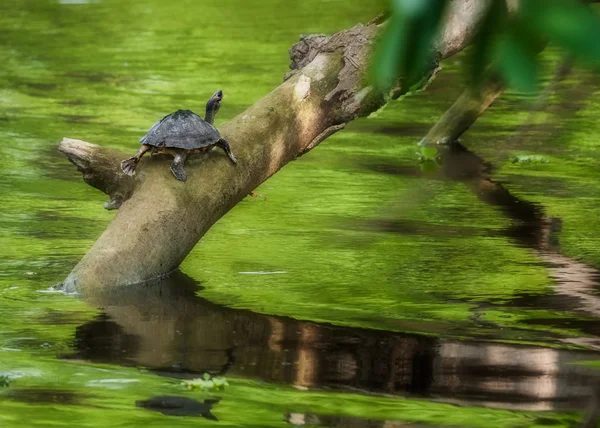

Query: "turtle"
(120, 90), (237, 182)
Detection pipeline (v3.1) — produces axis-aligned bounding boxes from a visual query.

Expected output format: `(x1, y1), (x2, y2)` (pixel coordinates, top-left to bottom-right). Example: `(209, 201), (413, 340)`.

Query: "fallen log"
(59, 0), (493, 292)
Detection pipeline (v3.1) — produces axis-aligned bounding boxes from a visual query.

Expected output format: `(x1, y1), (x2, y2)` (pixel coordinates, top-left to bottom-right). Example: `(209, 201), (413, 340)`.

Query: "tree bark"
(419, 76), (505, 149)
(59, 0), (493, 293)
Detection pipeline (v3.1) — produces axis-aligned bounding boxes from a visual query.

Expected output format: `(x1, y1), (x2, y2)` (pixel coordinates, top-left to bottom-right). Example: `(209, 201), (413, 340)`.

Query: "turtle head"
(204, 90), (223, 125)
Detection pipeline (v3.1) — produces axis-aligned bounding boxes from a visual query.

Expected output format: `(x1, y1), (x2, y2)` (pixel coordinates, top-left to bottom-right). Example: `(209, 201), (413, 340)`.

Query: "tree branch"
(419, 76), (505, 148)
(59, 138), (135, 210)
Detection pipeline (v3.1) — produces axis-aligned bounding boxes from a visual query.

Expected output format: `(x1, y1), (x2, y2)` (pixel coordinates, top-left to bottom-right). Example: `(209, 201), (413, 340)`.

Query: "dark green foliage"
(374, 0), (600, 92)
(469, 0), (508, 88)
(521, 0), (600, 65)
(372, 0), (448, 91)
(495, 23), (541, 92)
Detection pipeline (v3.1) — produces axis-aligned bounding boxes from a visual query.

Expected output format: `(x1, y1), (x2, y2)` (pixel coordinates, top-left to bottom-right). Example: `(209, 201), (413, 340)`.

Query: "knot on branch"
(286, 23), (385, 122)
(288, 34), (330, 71)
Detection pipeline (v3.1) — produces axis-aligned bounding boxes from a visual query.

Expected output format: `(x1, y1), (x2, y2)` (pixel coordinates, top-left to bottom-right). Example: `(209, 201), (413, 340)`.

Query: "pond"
(1, 0), (600, 426)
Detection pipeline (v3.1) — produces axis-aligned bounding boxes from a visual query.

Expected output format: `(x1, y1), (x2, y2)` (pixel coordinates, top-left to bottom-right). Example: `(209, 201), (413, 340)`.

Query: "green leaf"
(468, 0), (509, 87)
(521, 0), (600, 65)
(391, 0), (430, 17)
(372, 15), (408, 90)
(419, 146), (438, 160)
(213, 378), (227, 386)
(494, 24), (539, 92)
(372, 1), (449, 91)
(403, 1), (448, 86)
(182, 376), (229, 391)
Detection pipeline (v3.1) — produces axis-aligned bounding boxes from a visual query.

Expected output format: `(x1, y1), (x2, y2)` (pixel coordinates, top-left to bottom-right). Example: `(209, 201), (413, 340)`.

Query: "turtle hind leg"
(216, 138), (237, 164)
(121, 144), (151, 176)
(170, 152), (188, 182)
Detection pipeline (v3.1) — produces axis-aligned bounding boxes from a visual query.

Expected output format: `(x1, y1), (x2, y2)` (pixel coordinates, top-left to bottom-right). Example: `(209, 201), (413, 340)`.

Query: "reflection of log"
(443, 149), (600, 323)
(58, 1), (494, 292)
(295, 324), (320, 388)
(68, 272), (600, 412)
(582, 388), (600, 428)
(415, 81), (600, 428)
(420, 70), (600, 321)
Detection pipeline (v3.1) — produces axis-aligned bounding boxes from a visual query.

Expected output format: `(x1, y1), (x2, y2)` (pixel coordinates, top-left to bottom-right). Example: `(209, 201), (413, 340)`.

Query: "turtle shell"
(140, 109), (220, 149)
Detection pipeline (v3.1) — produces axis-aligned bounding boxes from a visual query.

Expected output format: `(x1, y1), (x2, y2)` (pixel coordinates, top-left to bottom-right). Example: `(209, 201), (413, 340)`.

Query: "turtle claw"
(121, 157), (138, 176)
(170, 164), (187, 182)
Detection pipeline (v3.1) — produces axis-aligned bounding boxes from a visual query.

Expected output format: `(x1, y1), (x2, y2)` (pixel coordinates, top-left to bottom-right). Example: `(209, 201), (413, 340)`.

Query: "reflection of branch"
(423, 74), (600, 320)
(442, 145), (600, 321)
(70, 270), (600, 413)
(545, 252), (600, 321)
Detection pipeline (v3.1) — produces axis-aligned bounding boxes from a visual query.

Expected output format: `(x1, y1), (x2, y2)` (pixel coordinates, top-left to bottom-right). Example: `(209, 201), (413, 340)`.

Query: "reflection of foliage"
(0, 375), (10, 387)
(182, 374), (229, 391)
(373, 0), (600, 92)
(575, 360), (600, 369)
(0, 358), (583, 428)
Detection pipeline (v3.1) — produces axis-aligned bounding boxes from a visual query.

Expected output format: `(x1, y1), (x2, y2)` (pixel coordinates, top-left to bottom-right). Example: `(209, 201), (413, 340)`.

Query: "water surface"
(1, 0), (600, 426)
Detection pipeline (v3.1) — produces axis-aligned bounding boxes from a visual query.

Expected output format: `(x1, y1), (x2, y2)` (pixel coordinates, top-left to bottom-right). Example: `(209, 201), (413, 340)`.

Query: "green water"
(1, 0), (600, 426)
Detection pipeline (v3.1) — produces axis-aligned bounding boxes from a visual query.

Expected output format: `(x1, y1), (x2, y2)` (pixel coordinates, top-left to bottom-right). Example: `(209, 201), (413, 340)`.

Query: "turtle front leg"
(170, 151), (188, 182)
(121, 144), (151, 176)
(216, 138), (237, 164)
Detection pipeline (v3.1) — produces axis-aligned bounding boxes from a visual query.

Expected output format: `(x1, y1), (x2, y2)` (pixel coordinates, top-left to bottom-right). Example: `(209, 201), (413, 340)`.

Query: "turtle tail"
(121, 157), (139, 176)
